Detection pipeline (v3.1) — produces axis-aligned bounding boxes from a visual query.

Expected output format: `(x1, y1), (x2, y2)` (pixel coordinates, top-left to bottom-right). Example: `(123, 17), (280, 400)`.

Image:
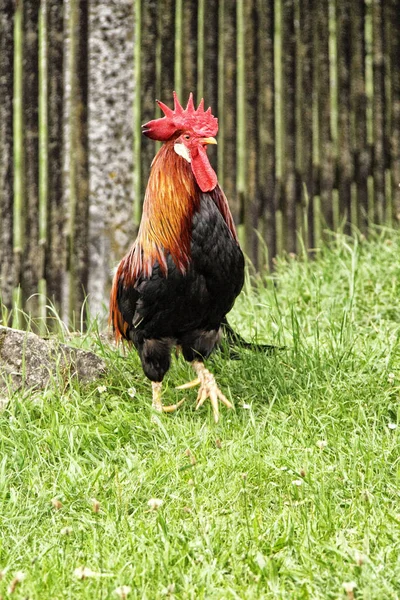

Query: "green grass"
(1, 229), (400, 599)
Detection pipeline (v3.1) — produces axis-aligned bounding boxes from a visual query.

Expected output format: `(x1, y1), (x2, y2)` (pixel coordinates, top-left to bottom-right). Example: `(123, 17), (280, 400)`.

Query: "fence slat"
(299, 0), (314, 248)
(202, 0), (218, 173)
(181, 0), (198, 100)
(372, 0), (386, 223)
(240, 0), (259, 266)
(220, 0), (238, 223)
(390, 0), (400, 221)
(158, 0), (175, 101)
(0, 0), (15, 311)
(68, 0), (89, 323)
(46, 0), (65, 314)
(316, 0), (333, 231)
(140, 0), (157, 202)
(282, 0), (297, 253)
(383, 0), (392, 178)
(21, 1), (40, 318)
(337, 0), (352, 230)
(351, 0), (369, 232)
(257, 0), (276, 265)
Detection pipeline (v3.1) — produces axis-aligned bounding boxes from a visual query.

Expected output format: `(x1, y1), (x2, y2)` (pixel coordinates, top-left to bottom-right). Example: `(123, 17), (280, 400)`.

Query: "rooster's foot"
(176, 377), (201, 390)
(177, 361), (233, 423)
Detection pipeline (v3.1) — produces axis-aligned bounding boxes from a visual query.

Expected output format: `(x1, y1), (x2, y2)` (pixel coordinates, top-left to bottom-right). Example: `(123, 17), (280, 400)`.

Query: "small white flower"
(163, 583), (176, 595)
(127, 387), (136, 398)
(316, 440), (328, 449)
(74, 566), (113, 579)
(354, 550), (365, 565)
(51, 497), (63, 510)
(7, 571), (25, 594)
(242, 403), (251, 409)
(148, 498), (163, 510)
(115, 585), (132, 599)
(280, 466), (288, 471)
(342, 581), (357, 593)
(0, 396), (9, 410)
(97, 385), (107, 394)
(388, 423), (397, 430)
(61, 526), (72, 536)
(292, 479), (303, 486)
(74, 567), (94, 580)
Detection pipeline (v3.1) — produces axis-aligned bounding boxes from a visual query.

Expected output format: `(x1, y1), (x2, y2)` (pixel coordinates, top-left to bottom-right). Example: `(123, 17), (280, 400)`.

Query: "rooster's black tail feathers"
(221, 318), (284, 354)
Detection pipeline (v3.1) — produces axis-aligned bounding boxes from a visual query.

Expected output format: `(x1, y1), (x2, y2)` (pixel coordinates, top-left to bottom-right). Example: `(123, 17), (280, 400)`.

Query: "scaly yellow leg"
(177, 361), (233, 423)
(152, 382), (163, 412)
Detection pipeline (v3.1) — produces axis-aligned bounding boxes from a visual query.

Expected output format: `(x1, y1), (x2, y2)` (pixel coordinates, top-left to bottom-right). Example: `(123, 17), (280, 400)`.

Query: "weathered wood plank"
(140, 0), (157, 202)
(337, 0), (352, 230)
(202, 0), (218, 172)
(351, 0), (369, 232)
(21, 0), (40, 317)
(390, 0), (400, 221)
(219, 0), (238, 221)
(239, 0), (259, 266)
(69, 0), (89, 323)
(372, 0), (386, 223)
(299, 0), (314, 248)
(181, 0), (198, 100)
(282, 0), (297, 253)
(0, 0), (15, 310)
(316, 0), (333, 231)
(158, 0), (175, 101)
(257, 0), (276, 265)
(46, 0), (65, 314)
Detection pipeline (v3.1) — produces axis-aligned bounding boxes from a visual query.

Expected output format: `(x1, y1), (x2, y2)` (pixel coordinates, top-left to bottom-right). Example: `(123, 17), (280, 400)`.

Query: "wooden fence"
(0, 0), (399, 328)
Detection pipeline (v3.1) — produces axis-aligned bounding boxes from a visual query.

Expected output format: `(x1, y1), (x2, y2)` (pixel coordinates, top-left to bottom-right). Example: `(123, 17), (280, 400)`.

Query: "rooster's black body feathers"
(115, 190), (244, 381)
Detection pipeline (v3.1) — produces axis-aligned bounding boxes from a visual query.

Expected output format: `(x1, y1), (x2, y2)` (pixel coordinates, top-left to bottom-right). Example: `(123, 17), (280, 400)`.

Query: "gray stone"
(0, 325), (106, 393)
(87, 0), (135, 318)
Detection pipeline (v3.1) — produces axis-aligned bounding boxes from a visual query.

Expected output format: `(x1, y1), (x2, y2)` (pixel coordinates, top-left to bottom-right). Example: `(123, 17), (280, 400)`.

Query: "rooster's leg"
(151, 381), (186, 414)
(177, 360), (233, 423)
(152, 382), (163, 412)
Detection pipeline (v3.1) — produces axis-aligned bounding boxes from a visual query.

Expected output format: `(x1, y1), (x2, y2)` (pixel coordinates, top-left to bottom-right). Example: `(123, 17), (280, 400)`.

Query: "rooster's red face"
(142, 92), (219, 193)
(173, 132), (217, 193)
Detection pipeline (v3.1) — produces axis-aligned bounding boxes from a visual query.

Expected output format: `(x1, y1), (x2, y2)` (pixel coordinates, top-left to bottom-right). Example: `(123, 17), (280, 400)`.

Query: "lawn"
(1, 229), (400, 599)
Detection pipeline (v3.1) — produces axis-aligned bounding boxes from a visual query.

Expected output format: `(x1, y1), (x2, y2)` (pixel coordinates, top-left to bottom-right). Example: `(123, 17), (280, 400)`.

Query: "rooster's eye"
(183, 134), (190, 140)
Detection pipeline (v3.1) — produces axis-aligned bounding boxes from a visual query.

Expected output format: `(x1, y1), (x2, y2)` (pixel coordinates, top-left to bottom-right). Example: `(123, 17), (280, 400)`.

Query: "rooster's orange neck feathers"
(126, 142), (200, 280)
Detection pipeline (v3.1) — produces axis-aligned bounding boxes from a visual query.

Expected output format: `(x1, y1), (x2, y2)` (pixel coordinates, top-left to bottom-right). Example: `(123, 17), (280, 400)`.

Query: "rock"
(0, 325), (106, 393)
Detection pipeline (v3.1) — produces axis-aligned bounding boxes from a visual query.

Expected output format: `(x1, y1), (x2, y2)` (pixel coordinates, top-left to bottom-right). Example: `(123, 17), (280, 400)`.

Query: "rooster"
(110, 92), (244, 422)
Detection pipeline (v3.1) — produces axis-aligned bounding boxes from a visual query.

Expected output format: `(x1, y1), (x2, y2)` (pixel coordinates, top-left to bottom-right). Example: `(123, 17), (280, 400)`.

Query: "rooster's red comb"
(142, 92), (218, 141)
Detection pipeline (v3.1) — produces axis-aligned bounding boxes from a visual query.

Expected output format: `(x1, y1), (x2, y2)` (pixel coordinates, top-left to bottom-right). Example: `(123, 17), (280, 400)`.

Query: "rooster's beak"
(200, 137), (217, 145)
